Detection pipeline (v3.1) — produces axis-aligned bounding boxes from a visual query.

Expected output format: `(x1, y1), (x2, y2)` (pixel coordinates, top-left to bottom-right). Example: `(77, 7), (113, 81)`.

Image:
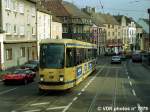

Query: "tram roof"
(40, 39), (97, 47)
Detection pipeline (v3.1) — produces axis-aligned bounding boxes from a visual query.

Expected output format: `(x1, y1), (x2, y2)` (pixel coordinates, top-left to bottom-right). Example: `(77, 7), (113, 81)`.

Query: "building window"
(19, 2), (24, 14)
(31, 7), (35, 17)
(19, 26), (25, 35)
(5, 23), (11, 34)
(6, 49), (12, 60)
(112, 32), (115, 36)
(14, 25), (17, 34)
(12, 0), (18, 12)
(5, 0), (11, 10)
(32, 27), (36, 35)
(21, 47), (25, 57)
(63, 26), (68, 33)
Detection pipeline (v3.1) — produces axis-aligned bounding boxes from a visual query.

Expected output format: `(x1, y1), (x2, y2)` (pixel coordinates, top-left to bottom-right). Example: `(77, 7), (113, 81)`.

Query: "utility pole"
(148, 8), (150, 52)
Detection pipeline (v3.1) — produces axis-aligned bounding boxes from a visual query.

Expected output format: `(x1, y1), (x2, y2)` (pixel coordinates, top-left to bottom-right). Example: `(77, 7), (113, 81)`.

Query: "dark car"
(21, 63), (38, 72)
(22, 60), (39, 71)
(132, 53), (142, 62)
(3, 69), (36, 85)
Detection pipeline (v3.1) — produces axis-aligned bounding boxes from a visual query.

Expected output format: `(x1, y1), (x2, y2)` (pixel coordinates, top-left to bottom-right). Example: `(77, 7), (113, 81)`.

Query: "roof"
(42, 0), (90, 19)
(42, 0), (70, 17)
(114, 15), (142, 28)
(27, 0), (36, 3)
(63, 1), (90, 19)
(98, 13), (119, 25)
(37, 5), (51, 15)
(89, 13), (104, 27)
(52, 16), (62, 23)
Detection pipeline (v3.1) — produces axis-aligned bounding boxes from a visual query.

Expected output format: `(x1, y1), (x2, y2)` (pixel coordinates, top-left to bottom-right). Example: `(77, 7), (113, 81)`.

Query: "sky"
(64, 0), (150, 21)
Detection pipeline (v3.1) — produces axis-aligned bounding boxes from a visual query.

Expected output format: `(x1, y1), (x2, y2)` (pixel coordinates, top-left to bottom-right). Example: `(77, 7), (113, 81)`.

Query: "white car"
(111, 56), (121, 64)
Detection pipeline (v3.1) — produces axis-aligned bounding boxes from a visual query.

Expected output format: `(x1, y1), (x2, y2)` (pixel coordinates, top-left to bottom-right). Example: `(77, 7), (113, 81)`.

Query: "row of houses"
(0, 0), (149, 70)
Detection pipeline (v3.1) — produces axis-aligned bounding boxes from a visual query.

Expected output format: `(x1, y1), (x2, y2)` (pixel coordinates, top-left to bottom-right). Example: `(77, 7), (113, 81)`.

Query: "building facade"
(0, 0), (37, 70)
(82, 6), (106, 55)
(138, 18), (150, 51)
(41, 0), (92, 43)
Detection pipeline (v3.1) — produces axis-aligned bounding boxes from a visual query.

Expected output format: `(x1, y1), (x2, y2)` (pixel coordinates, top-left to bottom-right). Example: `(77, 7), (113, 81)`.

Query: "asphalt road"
(0, 57), (150, 112)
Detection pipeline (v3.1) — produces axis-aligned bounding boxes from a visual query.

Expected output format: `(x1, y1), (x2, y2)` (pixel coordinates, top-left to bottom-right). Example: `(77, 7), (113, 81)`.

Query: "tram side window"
(66, 48), (76, 67)
(94, 49), (97, 58)
(88, 49), (92, 60)
(81, 48), (85, 63)
(76, 49), (80, 65)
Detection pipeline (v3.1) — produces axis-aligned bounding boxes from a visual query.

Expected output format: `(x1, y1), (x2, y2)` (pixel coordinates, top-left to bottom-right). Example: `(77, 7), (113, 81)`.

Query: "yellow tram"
(38, 39), (97, 91)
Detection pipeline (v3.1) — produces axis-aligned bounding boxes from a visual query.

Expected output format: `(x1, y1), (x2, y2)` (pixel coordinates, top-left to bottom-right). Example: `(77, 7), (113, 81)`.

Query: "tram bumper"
(38, 81), (74, 90)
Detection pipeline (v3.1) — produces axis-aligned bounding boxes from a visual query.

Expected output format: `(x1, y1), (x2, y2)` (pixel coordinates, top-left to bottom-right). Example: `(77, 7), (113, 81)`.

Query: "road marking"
(23, 109), (41, 112)
(46, 106), (66, 111)
(62, 65), (105, 112)
(128, 76), (130, 80)
(137, 103), (143, 112)
(73, 97), (78, 101)
(62, 103), (72, 112)
(30, 102), (49, 106)
(132, 89), (136, 96)
(78, 92), (82, 96)
(81, 88), (85, 92)
(0, 88), (17, 95)
(129, 81), (133, 86)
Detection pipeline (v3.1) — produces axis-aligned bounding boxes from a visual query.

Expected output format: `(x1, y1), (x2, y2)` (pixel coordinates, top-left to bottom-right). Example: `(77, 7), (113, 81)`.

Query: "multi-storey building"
(0, 0), (37, 70)
(41, 0), (92, 43)
(51, 16), (62, 40)
(115, 15), (140, 52)
(82, 6), (106, 55)
(98, 13), (121, 54)
(37, 5), (52, 58)
(138, 18), (150, 51)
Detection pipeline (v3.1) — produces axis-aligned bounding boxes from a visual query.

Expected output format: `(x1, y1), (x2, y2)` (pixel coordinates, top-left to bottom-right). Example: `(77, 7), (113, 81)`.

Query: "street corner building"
(0, 0), (37, 70)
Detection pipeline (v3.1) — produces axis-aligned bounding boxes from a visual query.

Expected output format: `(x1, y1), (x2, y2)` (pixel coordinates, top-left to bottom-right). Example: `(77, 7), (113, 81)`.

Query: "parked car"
(111, 56), (121, 64)
(132, 53), (142, 62)
(2, 69), (36, 85)
(21, 60), (39, 71)
(21, 63), (38, 72)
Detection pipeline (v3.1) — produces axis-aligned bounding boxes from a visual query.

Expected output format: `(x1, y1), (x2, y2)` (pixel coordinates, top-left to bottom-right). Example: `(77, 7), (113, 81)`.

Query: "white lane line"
(132, 89), (136, 96)
(63, 65), (105, 112)
(62, 102), (72, 112)
(137, 103), (143, 112)
(73, 97), (78, 101)
(128, 76), (130, 80)
(46, 106), (66, 111)
(129, 81), (133, 86)
(81, 88), (85, 92)
(23, 109), (41, 112)
(30, 102), (49, 106)
(0, 88), (17, 95)
(78, 92), (82, 96)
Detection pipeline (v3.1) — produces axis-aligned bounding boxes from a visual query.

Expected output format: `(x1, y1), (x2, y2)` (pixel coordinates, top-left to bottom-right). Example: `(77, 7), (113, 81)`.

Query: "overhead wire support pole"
(148, 8), (150, 52)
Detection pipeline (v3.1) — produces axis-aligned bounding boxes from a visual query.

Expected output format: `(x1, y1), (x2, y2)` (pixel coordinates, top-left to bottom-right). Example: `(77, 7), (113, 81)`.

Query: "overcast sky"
(64, 0), (150, 21)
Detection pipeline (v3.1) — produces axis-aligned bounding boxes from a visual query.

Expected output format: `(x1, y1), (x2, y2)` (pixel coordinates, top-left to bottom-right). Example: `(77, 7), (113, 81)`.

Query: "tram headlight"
(40, 77), (44, 81)
(59, 75), (64, 82)
(40, 75), (44, 81)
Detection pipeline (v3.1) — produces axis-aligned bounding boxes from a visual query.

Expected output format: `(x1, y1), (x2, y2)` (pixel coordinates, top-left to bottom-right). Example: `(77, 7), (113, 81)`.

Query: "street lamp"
(148, 8), (150, 52)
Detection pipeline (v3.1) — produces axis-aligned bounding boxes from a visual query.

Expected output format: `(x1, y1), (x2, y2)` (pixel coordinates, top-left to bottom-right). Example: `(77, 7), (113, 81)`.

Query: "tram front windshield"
(40, 44), (64, 68)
